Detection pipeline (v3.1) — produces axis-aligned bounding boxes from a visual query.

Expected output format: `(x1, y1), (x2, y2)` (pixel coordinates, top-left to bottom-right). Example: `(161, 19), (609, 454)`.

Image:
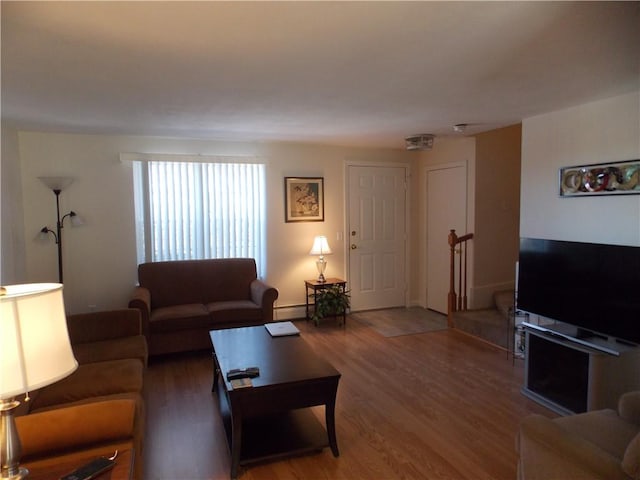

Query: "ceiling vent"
(405, 134), (435, 151)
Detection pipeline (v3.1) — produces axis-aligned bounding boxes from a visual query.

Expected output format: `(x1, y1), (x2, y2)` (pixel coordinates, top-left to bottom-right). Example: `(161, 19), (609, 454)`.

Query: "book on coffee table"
(264, 321), (300, 337)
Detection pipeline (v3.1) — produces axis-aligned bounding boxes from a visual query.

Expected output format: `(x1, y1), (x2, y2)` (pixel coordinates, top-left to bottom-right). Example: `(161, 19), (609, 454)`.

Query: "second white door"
(426, 164), (467, 314)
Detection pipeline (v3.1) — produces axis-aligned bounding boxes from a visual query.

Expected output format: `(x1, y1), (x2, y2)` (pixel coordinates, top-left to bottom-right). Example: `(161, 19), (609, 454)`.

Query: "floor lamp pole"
(54, 189), (64, 284)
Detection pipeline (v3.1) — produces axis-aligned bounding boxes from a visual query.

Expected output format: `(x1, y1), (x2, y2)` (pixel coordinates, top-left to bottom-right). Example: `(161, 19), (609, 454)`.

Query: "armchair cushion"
(555, 408), (638, 460)
(517, 391), (640, 480)
(620, 391), (640, 424)
(623, 432), (640, 479)
(17, 398), (135, 460)
(517, 414), (629, 480)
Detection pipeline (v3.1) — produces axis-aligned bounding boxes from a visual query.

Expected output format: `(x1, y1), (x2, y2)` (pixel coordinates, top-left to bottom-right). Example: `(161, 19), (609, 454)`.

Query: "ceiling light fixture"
(453, 124), (468, 134)
(405, 134), (435, 151)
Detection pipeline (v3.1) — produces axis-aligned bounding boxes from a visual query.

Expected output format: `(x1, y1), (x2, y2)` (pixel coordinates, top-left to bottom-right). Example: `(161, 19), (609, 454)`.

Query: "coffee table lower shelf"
(217, 386), (331, 470)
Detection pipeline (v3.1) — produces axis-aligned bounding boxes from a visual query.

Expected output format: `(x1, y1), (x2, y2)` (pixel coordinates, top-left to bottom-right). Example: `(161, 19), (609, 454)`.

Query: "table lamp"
(309, 235), (332, 283)
(0, 283), (78, 479)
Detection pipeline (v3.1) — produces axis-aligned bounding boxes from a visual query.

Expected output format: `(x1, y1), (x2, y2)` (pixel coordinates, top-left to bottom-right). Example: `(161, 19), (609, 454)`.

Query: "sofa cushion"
(138, 258), (258, 308)
(556, 408), (639, 460)
(72, 335), (148, 366)
(149, 303), (209, 333)
(623, 431), (640, 479)
(139, 260), (206, 308)
(199, 258), (256, 303)
(207, 300), (263, 322)
(28, 359), (144, 411)
(67, 309), (142, 343)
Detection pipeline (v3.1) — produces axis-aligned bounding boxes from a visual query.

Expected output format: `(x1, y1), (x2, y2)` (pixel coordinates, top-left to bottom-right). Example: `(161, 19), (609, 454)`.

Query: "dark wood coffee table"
(209, 326), (341, 479)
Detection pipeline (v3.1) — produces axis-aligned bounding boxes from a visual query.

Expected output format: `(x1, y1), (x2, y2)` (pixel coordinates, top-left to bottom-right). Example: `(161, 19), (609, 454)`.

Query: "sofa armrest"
(16, 398), (136, 460)
(517, 414), (628, 480)
(128, 286), (151, 335)
(250, 279), (279, 322)
(619, 391), (640, 424)
(67, 309), (142, 344)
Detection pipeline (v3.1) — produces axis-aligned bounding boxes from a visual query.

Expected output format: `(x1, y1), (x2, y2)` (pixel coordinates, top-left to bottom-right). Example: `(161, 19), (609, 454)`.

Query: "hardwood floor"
(143, 316), (554, 480)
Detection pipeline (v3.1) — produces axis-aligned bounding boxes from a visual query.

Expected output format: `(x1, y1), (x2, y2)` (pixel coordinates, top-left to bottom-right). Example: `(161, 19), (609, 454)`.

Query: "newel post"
(447, 229), (458, 327)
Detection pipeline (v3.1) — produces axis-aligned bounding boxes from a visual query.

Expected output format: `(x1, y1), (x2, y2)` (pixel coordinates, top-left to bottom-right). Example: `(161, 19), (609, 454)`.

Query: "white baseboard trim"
(273, 305), (306, 321)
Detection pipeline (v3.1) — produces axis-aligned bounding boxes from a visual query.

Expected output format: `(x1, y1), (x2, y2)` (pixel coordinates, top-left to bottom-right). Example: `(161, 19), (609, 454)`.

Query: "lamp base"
(0, 399), (29, 480)
(0, 468), (28, 480)
(315, 257), (327, 283)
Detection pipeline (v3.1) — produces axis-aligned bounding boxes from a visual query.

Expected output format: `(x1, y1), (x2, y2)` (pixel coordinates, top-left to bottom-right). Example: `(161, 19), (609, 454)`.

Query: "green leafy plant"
(310, 285), (350, 325)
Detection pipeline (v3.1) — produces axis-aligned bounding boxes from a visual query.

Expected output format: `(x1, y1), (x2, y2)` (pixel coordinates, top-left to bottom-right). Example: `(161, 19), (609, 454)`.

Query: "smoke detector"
(404, 134), (435, 151)
(453, 124), (467, 134)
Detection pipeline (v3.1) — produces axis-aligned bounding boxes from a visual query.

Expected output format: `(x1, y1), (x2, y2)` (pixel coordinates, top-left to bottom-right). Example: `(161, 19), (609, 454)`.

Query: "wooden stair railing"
(447, 229), (474, 327)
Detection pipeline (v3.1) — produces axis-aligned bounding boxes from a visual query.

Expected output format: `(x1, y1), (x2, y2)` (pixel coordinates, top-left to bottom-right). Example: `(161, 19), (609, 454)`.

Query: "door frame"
(423, 160), (472, 310)
(345, 160), (410, 311)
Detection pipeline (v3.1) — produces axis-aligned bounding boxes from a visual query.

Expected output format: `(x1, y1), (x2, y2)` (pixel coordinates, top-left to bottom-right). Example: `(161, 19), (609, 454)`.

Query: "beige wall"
(473, 124), (522, 306)
(0, 125), (26, 284)
(520, 92), (640, 246)
(13, 132), (410, 314)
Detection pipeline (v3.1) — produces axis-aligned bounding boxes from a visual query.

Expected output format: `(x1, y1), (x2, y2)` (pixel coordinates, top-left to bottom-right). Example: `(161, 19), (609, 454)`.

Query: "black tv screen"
(517, 238), (640, 345)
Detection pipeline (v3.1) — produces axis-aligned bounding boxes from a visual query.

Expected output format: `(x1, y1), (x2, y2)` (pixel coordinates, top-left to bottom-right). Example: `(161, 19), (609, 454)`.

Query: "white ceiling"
(2, 1), (639, 149)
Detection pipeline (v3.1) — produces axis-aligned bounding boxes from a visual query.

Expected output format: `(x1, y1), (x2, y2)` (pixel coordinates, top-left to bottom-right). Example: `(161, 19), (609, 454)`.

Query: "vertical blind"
(133, 159), (266, 278)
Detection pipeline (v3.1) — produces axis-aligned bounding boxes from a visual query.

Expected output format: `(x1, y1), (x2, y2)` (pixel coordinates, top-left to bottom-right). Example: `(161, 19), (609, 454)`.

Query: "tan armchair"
(516, 391), (640, 480)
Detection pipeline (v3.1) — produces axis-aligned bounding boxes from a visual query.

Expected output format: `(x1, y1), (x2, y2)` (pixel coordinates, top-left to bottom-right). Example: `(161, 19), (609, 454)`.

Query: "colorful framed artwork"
(284, 177), (324, 222)
(559, 159), (640, 197)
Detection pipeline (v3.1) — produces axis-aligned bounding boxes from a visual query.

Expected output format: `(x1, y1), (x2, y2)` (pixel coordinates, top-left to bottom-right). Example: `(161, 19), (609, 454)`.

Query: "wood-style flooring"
(143, 316), (554, 480)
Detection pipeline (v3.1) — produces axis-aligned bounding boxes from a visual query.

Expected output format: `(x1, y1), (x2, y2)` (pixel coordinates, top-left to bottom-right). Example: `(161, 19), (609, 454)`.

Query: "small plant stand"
(305, 278), (348, 326)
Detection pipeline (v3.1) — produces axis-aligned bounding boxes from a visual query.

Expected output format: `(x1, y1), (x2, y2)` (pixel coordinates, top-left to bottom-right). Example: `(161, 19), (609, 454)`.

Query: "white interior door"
(426, 164), (467, 314)
(348, 165), (407, 311)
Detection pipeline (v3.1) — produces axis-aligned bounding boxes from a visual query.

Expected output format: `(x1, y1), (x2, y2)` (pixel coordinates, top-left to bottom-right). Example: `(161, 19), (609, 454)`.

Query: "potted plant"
(310, 285), (350, 325)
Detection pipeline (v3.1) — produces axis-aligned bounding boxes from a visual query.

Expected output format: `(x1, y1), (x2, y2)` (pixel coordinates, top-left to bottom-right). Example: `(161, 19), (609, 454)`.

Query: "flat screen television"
(517, 238), (640, 346)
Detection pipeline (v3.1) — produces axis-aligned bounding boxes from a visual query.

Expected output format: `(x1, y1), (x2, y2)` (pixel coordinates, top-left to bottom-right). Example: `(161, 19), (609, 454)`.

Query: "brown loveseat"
(516, 390), (640, 479)
(128, 258), (279, 356)
(16, 309), (147, 480)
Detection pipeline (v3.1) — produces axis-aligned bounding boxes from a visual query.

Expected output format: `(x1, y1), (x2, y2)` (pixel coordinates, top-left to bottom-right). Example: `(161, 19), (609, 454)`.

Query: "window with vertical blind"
(129, 154), (266, 278)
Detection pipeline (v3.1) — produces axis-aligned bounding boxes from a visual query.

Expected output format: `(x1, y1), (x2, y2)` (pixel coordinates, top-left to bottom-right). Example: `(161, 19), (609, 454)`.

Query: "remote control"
(226, 367), (260, 380)
(60, 456), (116, 480)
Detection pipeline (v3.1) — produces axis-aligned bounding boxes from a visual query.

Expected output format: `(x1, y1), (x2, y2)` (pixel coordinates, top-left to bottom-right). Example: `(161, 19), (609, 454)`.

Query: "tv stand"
(522, 324), (640, 415)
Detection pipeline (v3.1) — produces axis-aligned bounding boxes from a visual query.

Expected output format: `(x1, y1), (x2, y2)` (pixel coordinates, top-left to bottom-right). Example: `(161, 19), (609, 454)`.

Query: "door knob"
(351, 244), (357, 249)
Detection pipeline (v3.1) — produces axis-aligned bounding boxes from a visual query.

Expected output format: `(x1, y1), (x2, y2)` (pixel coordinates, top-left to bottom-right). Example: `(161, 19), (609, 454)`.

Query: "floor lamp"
(38, 177), (83, 284)
(0, 283), (78, 479)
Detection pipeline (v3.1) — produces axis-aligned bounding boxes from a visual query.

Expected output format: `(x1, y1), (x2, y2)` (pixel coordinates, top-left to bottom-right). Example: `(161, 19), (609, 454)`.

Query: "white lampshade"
(309, 236), (332, 256)
(38, 176), (74, 192)
(0, 283), (78, 400)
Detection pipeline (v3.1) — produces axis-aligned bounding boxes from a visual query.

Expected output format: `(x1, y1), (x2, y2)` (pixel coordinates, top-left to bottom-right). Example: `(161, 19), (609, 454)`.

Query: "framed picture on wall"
(559, 159), (640, 197)
(284, 177), (324, 222)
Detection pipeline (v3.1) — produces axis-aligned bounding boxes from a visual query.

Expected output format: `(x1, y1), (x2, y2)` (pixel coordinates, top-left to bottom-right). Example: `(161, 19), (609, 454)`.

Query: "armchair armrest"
(16, 398), (136, 460)
(619, 391), (640, 424)
(128, 286), (151, 335)
(517, 414), (628, 480)
(67, 309), (142, 344)
(250, 279), (279, 322)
